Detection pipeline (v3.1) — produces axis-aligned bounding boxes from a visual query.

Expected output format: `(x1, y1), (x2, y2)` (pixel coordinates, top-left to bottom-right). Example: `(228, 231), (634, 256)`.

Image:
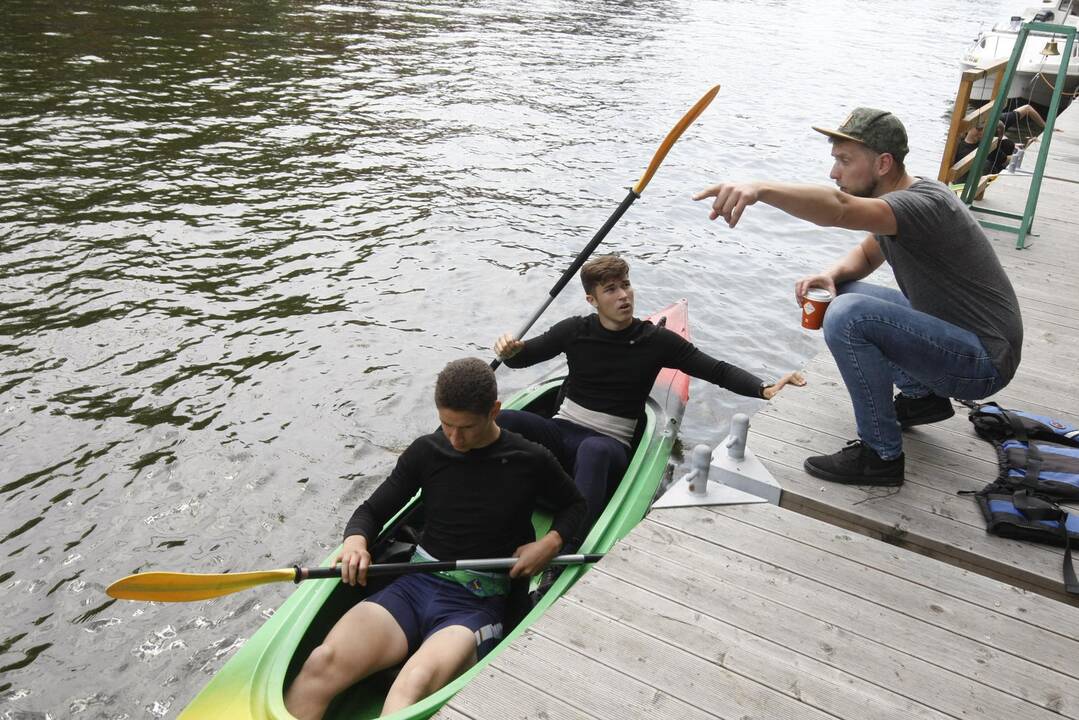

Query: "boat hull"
(177, 300), (691, 720)
(960, 16), (1079, 105)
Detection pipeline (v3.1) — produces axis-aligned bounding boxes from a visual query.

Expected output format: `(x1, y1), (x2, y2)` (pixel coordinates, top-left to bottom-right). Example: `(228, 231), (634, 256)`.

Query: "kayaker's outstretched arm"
(659, 329), (806, 400)
(762, 370), (808, 400)
(494, 317), (578, 368)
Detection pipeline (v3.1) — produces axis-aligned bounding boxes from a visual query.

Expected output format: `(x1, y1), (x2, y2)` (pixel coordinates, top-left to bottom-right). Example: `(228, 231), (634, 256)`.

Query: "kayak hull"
(178, 300), (690, 720)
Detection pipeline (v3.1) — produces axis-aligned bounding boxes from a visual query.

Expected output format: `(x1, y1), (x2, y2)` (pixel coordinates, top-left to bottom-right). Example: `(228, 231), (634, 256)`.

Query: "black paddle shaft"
(295, 553), (605, 582)
(491, 188), (641, 371)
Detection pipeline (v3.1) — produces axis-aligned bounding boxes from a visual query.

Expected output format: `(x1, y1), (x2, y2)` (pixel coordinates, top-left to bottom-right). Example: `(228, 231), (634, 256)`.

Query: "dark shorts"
(364, 573), (507, 658)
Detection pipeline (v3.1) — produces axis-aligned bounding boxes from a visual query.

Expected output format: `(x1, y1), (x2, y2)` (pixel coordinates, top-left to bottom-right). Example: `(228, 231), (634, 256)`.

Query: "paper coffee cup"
(801, 288), (834, 330)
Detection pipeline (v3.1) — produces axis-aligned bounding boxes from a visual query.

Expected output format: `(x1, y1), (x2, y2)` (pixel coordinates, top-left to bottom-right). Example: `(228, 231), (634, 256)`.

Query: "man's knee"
(578, 437), (622, 466)
(393, 661), (438, 699)
(298, 643), (339, 684)
(821, 293), (867, 343)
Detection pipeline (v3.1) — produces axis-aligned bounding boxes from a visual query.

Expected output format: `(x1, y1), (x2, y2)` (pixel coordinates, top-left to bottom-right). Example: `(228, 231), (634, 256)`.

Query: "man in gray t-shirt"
(693, 107), (1023, 486)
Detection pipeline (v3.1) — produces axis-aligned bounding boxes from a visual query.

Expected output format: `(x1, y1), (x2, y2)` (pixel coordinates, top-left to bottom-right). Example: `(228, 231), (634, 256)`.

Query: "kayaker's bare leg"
(381, 625), (477, 716)
(285, 602), (409, 720)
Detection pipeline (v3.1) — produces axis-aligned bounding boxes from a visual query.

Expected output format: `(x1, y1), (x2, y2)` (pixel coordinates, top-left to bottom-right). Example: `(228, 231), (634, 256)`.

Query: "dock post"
(708, 413), (783, 505)
(652, 414), (774, 508)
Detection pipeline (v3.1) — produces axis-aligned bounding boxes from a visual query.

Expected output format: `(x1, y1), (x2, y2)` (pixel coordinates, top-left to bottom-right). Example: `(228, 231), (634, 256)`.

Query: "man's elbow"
(835, 198), (896, 235)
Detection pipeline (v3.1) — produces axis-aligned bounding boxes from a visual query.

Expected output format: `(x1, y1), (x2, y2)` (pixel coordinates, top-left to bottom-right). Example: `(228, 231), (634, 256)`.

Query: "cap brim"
(812, 126), (865, 144)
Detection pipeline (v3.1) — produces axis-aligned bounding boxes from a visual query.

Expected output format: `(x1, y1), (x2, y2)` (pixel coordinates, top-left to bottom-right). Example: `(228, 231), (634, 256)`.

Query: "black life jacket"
(968, 402), (1079, 594)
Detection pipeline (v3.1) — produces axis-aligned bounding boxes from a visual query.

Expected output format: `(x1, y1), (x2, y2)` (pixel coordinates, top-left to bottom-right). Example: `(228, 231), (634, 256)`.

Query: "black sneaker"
(894, 393), (954, 429)
(804, 440), (905, 486)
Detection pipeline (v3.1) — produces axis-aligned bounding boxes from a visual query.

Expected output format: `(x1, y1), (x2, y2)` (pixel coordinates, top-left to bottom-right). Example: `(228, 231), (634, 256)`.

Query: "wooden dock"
(434, 104), (1079, 719)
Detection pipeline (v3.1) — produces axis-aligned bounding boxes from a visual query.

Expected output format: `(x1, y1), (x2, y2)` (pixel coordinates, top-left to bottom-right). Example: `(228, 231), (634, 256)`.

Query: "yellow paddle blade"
(632, 84), (721, 196)
(106, 568), (298, 602)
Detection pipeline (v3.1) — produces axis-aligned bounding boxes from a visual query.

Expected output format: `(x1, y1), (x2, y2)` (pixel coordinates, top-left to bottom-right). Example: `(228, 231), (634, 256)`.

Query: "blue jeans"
(496, 409), (629, 542)
(823, 282), (1005, 460)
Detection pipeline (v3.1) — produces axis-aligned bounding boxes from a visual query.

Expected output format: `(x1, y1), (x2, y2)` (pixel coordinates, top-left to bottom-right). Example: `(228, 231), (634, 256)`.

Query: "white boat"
(959, 0), (1079, 105)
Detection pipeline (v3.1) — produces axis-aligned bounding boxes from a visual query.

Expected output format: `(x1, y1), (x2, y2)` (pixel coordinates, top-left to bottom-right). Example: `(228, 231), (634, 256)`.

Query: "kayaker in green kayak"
(494, 255), (805, 537)
(284, 357), (586, 720)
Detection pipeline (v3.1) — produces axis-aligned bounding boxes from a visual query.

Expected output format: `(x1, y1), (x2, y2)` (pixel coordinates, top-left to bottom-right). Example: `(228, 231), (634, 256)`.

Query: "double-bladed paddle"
(491, 84), (720, 370)
(106, 553), (604, 603)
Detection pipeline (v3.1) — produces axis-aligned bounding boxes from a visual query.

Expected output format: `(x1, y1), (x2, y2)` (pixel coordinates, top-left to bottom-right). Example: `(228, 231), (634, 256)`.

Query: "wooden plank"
(980, 179), (1079, 226)
(528, 600), (839, 720)
(434, 706), (475, 720)
(668, 506), (1079, 670)
(628, 518), (1079, 717)
(556, 571), (954, 720)
(610, 530), (1079, 719)
(490, 630), (738, 719)
(710, 502), (1079, 633)
(446, 661), (603, 720)
(750, 409), (997, 499)
(754, 399), (997, 482)
(747, 423), (1071, 599)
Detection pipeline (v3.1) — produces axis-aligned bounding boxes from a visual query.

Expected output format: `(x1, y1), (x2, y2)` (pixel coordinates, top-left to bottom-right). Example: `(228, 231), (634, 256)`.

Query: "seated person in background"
(954, 119), (1015, 177)
(954, 104), (1046, 180)
(493, 255), (805, 536)
(284, 357), (586, 720)
(1001, 103), (1045, 132)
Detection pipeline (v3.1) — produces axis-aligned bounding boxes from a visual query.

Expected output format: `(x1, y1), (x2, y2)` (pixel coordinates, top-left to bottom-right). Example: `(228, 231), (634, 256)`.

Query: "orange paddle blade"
(632, 84), (720, 195)
(106, 568), (297, 602)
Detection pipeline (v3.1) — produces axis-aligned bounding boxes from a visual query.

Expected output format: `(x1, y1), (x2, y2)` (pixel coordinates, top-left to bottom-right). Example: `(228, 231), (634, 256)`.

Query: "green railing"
(961, 21), (1077, 249)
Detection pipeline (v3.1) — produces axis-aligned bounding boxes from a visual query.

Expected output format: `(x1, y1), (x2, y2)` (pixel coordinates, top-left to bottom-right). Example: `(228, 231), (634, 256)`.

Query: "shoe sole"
(899, 408), (955, 430)
(803, 459), (904, 487)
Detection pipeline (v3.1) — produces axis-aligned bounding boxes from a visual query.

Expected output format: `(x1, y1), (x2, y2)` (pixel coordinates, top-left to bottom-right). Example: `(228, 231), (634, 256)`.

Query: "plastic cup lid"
(804, 288), (834, 302)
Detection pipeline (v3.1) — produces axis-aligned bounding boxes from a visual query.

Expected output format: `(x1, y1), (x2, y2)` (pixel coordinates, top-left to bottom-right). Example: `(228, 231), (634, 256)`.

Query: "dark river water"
(1, 0), (1010, 717)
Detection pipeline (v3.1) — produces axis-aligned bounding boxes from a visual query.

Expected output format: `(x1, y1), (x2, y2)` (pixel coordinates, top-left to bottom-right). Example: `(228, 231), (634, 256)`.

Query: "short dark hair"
(580, 255), (629, 295)
(435, 357), (497, 414)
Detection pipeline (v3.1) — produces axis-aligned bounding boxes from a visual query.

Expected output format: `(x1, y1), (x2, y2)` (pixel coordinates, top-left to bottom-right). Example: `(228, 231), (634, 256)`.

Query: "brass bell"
(1040, 40), (1061, 56)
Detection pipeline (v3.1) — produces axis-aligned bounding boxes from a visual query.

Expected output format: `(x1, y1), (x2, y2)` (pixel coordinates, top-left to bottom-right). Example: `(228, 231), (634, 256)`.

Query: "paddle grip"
(297, 566), (341, 582)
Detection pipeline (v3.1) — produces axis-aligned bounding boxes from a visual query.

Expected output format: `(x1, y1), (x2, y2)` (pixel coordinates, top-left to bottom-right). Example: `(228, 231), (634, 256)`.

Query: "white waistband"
(554, 397), (636, 447)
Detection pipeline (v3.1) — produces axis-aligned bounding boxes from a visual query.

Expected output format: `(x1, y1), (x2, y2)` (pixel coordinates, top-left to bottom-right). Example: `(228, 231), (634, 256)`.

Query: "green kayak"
(178, 299), (691, 720)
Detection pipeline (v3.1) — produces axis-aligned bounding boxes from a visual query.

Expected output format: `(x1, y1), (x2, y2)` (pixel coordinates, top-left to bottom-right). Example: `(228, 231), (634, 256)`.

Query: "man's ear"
(488, 400), (502, 422)
(876, 152), (895, 177)
(585, 293), (598, 308)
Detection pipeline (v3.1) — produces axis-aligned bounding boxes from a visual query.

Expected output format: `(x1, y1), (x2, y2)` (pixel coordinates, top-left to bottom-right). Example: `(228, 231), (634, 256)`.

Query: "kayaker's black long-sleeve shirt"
(504, 315), (766, 419)
(344, 429), (586, 559)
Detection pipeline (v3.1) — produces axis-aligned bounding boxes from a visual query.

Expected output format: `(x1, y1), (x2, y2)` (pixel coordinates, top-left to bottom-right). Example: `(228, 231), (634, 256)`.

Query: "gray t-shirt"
(877, 179), (1023, 382)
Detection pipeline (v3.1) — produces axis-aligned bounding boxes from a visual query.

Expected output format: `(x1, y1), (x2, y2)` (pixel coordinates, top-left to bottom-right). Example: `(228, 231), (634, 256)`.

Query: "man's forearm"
(756, 182), (846, 227)
(825, 241), (877, 285)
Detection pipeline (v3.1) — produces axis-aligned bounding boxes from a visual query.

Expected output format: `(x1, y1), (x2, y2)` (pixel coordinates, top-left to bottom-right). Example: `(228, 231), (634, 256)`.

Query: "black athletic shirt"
(504, 315), (766, 419)
(344, 429), (586, 559)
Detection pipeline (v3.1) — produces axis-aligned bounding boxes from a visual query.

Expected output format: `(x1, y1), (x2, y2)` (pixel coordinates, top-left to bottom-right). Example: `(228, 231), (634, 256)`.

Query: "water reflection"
(1, 0), (1006, 714)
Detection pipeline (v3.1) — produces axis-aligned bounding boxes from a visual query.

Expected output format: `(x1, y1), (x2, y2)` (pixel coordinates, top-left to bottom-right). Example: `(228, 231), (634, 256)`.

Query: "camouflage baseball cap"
(813, 107), (909, 162)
